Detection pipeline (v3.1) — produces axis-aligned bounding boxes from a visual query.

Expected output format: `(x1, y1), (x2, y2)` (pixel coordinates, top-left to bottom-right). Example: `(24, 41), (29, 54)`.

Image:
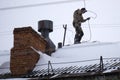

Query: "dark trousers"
(74, 26), (84, 44)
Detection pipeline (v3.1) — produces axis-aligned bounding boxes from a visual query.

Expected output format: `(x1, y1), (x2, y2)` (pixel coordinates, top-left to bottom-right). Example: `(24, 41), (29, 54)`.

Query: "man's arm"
(81, 17), (90, 22)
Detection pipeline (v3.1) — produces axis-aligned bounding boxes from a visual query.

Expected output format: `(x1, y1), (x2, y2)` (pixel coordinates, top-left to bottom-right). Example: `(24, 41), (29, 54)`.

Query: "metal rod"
(48, 61), (54, 75)
(63, 24), (67, 46)
(48, 61), (50, 79)
(99, 56), (104, 72)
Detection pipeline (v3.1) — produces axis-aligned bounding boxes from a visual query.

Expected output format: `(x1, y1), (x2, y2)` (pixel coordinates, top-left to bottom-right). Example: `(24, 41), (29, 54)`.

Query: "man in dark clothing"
(73, 8), (90, 44)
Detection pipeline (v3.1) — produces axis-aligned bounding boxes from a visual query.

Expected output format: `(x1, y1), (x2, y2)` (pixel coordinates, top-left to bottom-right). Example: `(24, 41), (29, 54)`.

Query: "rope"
(87, 10), (98, 19)
(82, 0), (92, 42)
(87, 20), (92, 42)
(83, 0), (86, 8)
(86, 10), (97, 42)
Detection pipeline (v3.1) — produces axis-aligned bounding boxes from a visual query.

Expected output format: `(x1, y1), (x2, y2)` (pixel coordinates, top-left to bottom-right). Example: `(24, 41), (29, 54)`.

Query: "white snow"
(0, 50), (10, 65)
(0, 62), (10, 74)
(34, 41), (120, 70)
(0, 50), (10, 74)
(1, 41), (120, 74)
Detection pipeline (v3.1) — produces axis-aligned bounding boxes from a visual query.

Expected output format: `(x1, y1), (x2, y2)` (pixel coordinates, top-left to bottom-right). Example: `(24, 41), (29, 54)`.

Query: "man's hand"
(87, 17), (90, 20)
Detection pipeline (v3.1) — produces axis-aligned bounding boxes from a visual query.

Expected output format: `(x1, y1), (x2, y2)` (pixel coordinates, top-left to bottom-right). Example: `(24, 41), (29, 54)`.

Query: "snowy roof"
(0, 50), (10, 74)
(35, 41), (120, 69)
(24, 58), (120, 79)
(0, 41), (120, 79)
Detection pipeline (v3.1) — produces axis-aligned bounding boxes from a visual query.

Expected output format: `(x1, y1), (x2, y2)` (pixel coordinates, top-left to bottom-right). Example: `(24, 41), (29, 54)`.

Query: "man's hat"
(81, 8), (87, 12)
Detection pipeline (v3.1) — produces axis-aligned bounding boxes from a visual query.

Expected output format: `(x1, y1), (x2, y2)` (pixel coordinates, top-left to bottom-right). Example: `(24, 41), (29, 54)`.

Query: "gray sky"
(0, 0), (120, 50)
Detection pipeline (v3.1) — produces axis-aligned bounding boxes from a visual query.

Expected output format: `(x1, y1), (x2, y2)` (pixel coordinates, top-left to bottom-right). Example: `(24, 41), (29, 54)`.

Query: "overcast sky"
(0, 0), (120, 50)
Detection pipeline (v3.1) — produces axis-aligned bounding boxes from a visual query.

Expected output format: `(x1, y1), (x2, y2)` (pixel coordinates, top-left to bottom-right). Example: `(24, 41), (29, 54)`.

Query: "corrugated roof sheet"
(1, 57), (120, 79)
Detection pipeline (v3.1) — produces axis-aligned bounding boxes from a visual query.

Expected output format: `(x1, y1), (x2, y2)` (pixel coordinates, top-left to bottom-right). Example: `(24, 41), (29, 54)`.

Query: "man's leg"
(74, 27), (84, 44)
(74, 33), (80, 44)
(78, 30), (84, 42)
(73, 23), (82, 44)
(74, 27), (81, 44)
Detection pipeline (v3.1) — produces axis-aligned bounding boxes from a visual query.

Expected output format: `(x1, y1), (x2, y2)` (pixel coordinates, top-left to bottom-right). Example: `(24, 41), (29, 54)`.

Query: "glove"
(87, 17), (90, 20)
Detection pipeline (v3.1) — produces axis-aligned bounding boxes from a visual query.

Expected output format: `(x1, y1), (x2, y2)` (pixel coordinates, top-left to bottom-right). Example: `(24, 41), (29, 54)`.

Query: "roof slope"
(25, 58), (120, 79)
(35, 41), (120, 70)
(1, 41), (120, 78)
(0, 51), (10, 74)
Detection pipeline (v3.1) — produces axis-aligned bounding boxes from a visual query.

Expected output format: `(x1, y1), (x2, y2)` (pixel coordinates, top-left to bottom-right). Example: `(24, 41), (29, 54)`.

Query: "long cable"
(83, 0), (86, 8)
(86, 10), (97, 42)
(87, 20), (92, 42)
(0, 0), (82, 11)
(87, 10), (98, 19)
(82, 0), (92, 42)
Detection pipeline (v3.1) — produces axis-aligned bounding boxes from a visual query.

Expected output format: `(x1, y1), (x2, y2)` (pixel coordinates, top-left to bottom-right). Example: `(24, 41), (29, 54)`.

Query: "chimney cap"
(38, 20), (53, 32)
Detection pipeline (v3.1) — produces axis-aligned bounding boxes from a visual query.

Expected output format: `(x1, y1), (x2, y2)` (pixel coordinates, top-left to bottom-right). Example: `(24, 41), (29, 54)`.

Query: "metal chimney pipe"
(38, 20), (53, 38)
(38, 20), (56, 55)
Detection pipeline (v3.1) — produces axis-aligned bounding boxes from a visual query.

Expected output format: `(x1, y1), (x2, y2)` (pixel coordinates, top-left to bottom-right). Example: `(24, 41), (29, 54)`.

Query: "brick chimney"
(10, 27), (48, 76)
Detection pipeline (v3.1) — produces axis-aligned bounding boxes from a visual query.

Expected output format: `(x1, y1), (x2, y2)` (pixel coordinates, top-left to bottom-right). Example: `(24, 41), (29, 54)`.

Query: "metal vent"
(38, 20), (56, 55)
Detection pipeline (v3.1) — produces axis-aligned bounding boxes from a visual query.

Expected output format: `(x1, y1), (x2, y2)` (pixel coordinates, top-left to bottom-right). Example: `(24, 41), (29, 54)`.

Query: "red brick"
(10, 27), (48, 76)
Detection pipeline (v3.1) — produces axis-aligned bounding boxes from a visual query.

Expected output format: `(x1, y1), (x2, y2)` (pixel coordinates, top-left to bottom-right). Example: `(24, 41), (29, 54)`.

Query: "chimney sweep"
(73, 8), (90, 44)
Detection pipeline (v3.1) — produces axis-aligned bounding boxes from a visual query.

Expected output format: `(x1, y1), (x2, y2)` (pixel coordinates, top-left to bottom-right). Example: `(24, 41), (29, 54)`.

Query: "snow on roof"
(34, 41), (120, 70)
(0, 50), (10, 65)
(1, 41), (120, 74)
(0, 50), (10, 74)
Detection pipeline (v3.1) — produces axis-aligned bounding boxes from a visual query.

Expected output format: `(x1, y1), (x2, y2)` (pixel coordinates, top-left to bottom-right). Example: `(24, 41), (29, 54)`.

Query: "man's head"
(81, 8), (87, 13)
